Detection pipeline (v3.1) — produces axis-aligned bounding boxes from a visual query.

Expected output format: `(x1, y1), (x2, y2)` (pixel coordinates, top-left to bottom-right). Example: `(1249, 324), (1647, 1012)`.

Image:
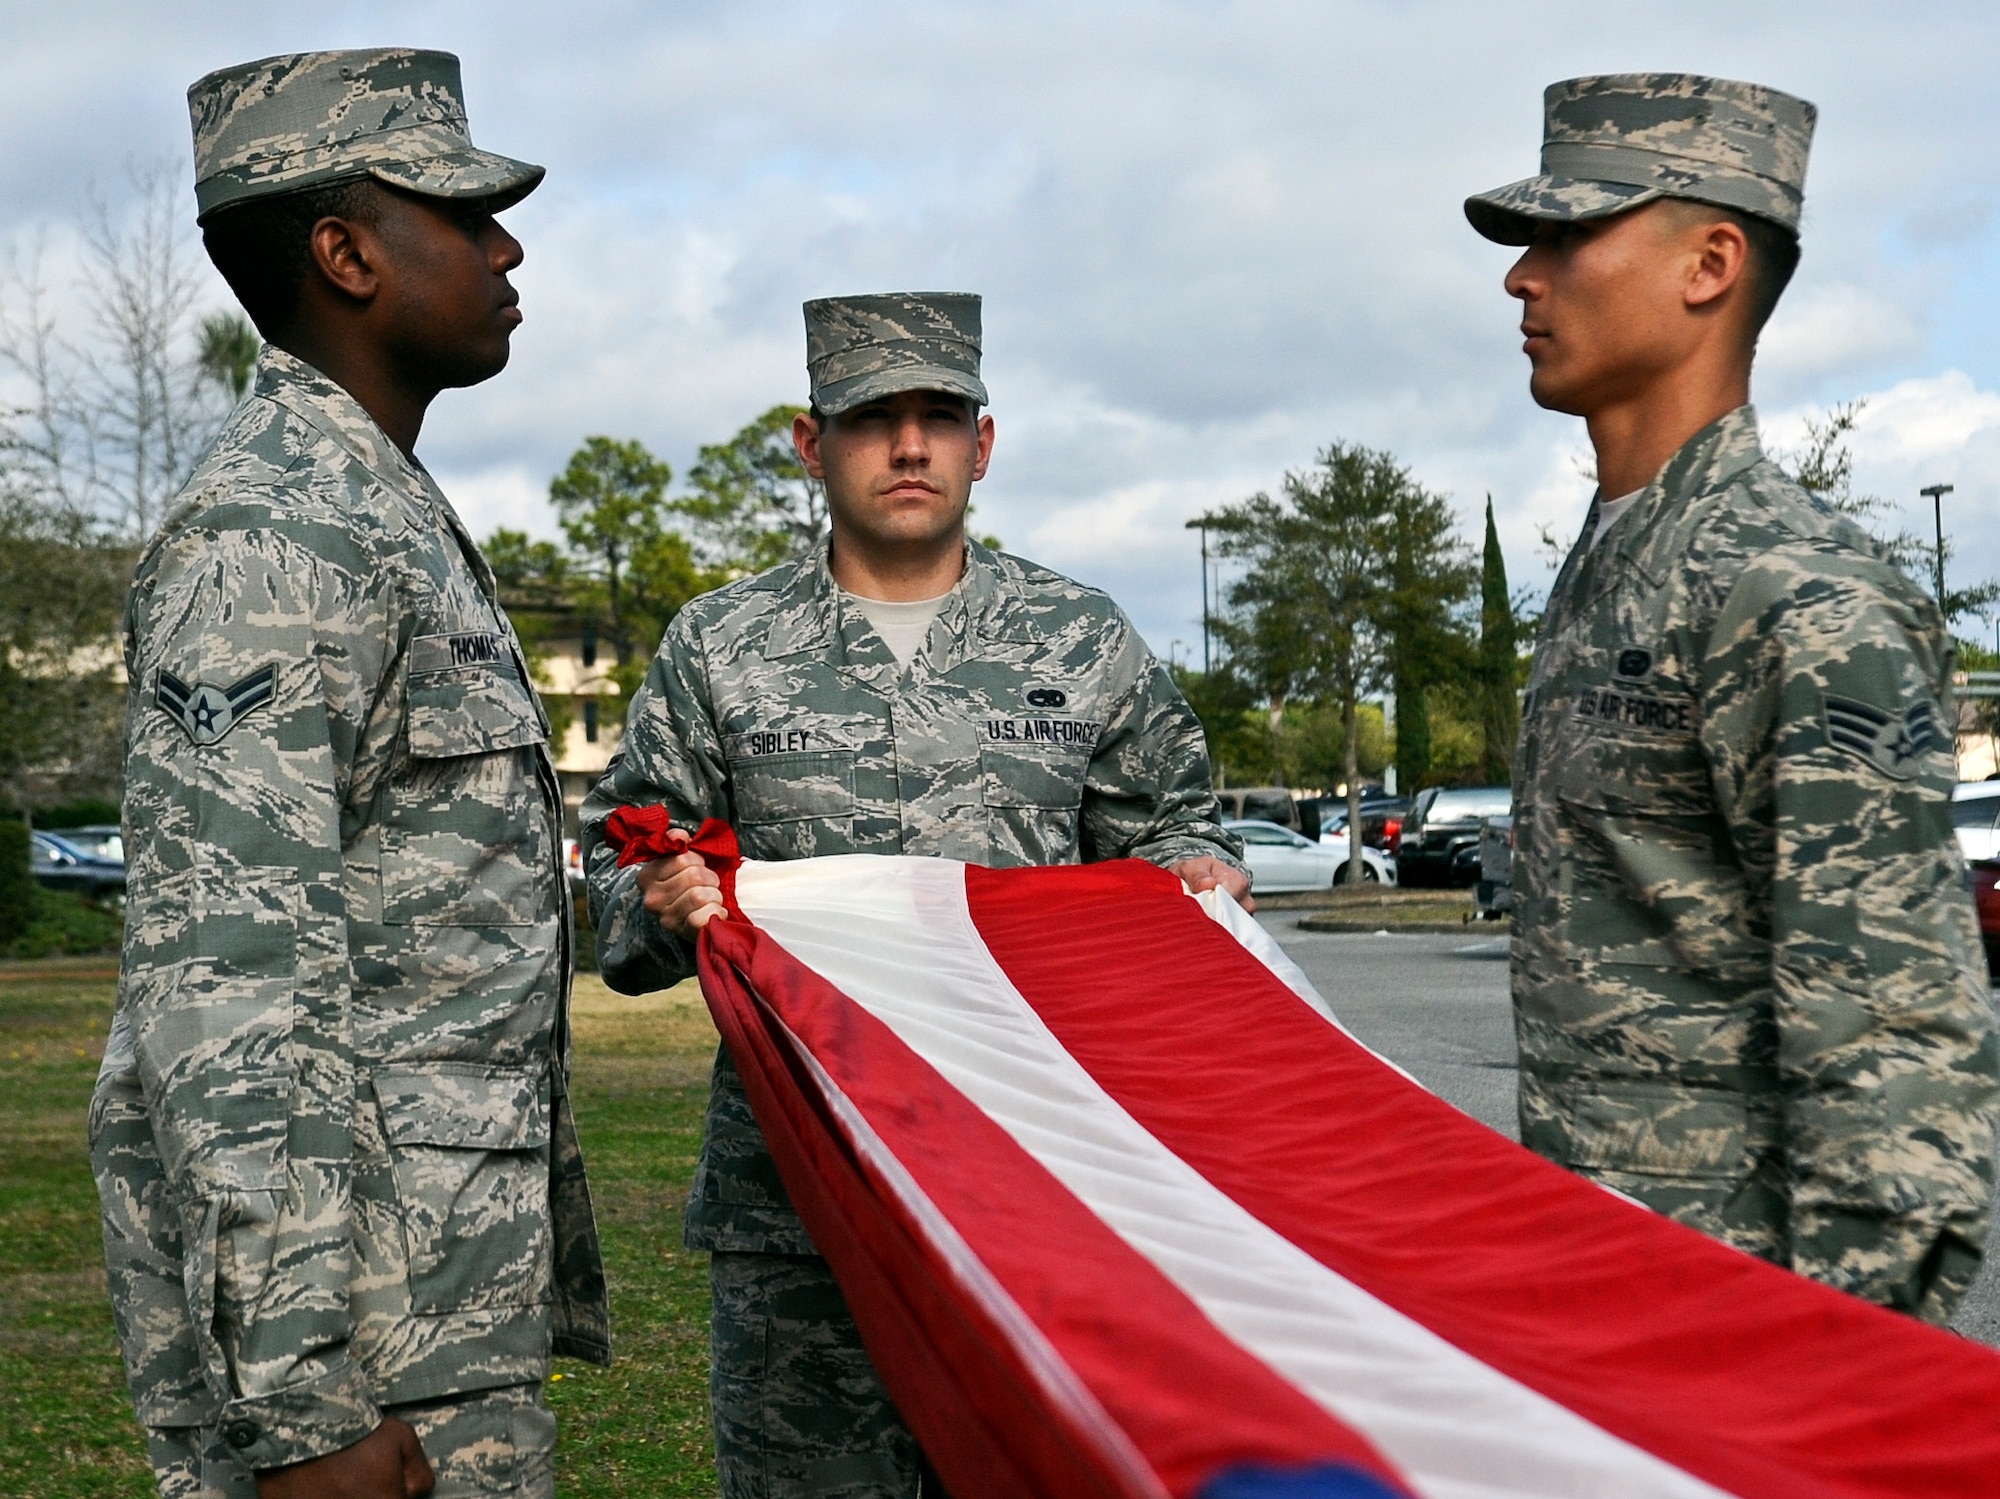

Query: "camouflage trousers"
(144, 1382), (555, 1499)
(712, 1250), (943, 1499)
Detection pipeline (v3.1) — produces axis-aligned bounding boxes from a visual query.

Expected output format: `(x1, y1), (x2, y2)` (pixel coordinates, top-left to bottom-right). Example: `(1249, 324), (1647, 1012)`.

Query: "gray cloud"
(6, 0), (2000, 647)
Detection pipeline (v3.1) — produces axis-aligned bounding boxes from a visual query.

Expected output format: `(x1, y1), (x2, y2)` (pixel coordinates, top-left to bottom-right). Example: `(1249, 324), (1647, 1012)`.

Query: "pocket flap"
(730, 750), (857, 823)
(1562, 1080), (1773, 1180)
(405, 661), (545, 759)
(374, 1064), (551, 1150)
(981, 742), (1088, 809)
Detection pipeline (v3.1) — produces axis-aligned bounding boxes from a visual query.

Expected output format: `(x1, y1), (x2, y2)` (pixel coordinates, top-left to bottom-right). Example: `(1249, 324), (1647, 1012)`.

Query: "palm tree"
(195, 312), (259, 403)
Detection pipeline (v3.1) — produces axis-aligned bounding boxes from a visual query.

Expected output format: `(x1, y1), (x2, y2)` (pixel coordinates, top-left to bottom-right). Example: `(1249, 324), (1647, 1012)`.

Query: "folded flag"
(685, 833), (2000, 1499)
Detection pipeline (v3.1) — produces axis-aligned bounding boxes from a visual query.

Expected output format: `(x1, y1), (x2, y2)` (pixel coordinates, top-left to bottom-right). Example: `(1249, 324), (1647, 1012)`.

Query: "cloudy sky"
(7, 0), (2000, 656)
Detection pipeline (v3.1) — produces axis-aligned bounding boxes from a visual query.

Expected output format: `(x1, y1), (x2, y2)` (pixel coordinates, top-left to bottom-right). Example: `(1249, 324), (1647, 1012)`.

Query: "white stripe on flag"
(735, 856), (1730, 1499)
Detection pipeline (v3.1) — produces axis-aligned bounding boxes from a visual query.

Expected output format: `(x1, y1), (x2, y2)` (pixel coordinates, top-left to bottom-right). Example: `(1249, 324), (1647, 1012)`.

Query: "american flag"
(682, 834), (2000, 1499)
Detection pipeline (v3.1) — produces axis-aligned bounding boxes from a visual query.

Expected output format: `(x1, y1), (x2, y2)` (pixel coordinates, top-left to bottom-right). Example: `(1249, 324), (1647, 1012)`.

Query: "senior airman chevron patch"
(157, 665), (277, 747)
(1823, 691), (1947, 780)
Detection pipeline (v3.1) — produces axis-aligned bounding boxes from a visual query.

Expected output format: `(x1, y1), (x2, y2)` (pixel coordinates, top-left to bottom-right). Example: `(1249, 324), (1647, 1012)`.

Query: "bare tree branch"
(77, 162), (229, 538)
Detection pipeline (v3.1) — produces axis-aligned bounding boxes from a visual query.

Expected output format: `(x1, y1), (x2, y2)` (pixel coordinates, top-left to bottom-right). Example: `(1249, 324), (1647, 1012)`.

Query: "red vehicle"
(1973, 860), (2000, 981)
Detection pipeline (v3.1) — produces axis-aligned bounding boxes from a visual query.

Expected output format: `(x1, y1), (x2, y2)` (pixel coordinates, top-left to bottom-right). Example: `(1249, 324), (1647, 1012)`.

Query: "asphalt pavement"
(1256, 917), (2000, 1346)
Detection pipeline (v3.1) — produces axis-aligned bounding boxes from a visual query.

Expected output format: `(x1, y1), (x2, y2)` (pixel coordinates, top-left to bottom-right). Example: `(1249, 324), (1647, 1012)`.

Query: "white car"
(1955, 782), (2000, 863)
(1317, 828), (1398, 885)
(1224, 818), (1396, 891)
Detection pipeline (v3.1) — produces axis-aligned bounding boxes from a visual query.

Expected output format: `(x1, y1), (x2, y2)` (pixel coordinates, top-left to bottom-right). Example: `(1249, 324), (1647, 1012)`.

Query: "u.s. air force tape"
(983, 716), (1102, 745)
(1572, 685), (1692, 736)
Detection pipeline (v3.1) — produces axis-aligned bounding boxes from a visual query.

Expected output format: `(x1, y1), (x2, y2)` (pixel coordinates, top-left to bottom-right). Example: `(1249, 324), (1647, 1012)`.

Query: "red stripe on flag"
(964, 860), (2000, 1499)
(700, 914), (1416, 1499)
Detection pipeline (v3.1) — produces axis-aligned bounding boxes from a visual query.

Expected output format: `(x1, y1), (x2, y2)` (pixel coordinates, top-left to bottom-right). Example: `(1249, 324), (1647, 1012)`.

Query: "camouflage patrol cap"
(804, 292), (987, 416)
(188, 49), (543, 223)
(1465, 74), (1816, 246)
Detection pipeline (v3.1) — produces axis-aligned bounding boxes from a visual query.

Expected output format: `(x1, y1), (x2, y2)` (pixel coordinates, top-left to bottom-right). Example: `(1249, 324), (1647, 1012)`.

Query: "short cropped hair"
(201, 178), (382, 339)
(1660, 198), (1801, 343)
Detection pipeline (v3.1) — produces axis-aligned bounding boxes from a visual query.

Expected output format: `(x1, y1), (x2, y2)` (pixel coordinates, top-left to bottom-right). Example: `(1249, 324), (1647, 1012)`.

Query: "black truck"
(1395, 786), (1512, 887)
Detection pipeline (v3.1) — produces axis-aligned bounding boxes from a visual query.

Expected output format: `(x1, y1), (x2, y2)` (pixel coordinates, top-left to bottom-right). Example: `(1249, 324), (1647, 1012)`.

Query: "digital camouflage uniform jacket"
(581, 539), (1242, 1253)
(91, 349), (609, 1474)
(1512, 406), (1999, 1322)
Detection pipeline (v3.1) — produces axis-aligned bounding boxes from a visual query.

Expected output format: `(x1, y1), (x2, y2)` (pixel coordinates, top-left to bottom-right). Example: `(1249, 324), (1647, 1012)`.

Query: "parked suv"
(1396, 785), (1513, 887)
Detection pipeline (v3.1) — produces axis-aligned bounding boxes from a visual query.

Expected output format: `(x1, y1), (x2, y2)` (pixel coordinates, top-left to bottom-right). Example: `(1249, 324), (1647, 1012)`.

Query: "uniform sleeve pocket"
(375, 1064), (553, 1314)
(129, 866), (300, 1195)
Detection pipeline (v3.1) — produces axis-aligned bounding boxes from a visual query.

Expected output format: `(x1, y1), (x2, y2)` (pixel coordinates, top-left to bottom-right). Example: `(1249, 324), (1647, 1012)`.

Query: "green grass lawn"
(0, 961), (721, 1496)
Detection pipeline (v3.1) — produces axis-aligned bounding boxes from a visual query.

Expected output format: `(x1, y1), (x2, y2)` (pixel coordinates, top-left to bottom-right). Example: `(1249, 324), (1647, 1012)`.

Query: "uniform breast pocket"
(728, 749), (858, 858)
(981, 739), (1092, 865)
(381, 665), (554, 927)
(980, 742), (1089, 810)
(374, 1064), (553, 1315)
(1555, 681), (1706, 817)
(1553, 682), (1750, 973)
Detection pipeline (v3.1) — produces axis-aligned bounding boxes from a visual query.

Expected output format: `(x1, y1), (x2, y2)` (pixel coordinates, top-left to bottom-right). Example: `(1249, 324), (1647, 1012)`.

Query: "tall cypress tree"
(1384, 470), (1473, 796)
(1479, 496), (1519, 784)
(1393, 666), (1430, 796)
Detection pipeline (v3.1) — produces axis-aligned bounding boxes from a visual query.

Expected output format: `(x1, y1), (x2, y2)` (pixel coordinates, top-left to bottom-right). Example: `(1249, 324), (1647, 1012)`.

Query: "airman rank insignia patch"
(1823, 691), (1947, 780)
(157, 665), (277, 747)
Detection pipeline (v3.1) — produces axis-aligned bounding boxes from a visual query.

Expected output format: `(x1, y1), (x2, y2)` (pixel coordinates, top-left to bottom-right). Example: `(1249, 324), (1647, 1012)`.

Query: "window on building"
(580, 622), (598, 668)
(584, 698), (600, 743)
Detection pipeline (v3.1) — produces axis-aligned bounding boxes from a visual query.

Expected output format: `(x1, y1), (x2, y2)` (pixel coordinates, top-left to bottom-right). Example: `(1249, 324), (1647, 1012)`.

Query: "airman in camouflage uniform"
(582, 292), (1243, 1497)
(1469, 75), (1998, 1322)
(92, 50), (607, 1499)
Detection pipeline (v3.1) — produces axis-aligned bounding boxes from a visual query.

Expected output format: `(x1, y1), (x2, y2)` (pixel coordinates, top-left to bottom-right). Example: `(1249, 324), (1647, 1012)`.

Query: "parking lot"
(1257, 916), (2000, 1347)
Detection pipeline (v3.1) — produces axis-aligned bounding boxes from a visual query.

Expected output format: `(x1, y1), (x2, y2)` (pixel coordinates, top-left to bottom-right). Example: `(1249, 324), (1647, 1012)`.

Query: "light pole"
(1921, 483), (1955, 611)
(1183, 518), (1211, 674)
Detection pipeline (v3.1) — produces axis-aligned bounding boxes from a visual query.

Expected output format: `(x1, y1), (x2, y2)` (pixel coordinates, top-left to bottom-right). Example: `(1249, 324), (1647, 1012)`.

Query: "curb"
(1294, 917), (1507, 935)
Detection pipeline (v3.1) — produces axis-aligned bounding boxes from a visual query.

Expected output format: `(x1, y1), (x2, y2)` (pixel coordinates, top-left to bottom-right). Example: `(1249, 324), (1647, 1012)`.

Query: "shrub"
(5, 886), (122, 960)
(0, 821), (32, 947)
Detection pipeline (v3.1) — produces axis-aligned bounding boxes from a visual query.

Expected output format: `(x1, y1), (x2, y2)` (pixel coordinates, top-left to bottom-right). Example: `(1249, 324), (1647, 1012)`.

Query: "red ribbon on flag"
(603, 808), (740, 870)
(601, 809), (744, 920)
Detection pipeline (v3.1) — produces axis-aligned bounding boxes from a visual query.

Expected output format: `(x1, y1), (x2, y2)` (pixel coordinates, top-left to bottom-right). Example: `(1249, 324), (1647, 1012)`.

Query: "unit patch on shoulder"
(1823, 692), (1948, 780)
(157, 665), (278, 747)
